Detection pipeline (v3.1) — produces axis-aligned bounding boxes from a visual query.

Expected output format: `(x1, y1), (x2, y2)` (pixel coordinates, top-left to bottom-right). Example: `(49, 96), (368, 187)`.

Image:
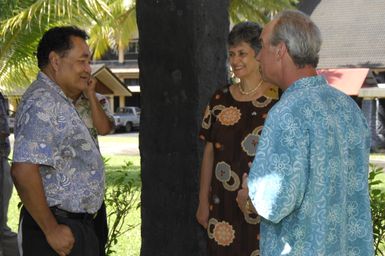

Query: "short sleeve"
(247, 107), (309, 223)
(96, 93), (115, 126)
(199, 90), (222, 142)
(12, 103), (56, 167)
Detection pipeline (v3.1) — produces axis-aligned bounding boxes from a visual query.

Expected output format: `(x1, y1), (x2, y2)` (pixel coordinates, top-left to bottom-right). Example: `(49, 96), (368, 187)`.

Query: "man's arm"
(11, 162), (74, 256)
(84, 78), (114, 135)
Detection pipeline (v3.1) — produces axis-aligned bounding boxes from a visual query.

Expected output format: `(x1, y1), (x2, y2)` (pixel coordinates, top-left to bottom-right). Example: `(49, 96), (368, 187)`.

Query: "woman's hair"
(37, 26), (89, 69)
(228, 21), (262, 54)
(270, 10), (322, 68)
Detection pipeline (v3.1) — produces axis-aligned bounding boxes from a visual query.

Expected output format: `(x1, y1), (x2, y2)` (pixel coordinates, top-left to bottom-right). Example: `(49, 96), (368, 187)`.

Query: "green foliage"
(0, 0), (113, 89)
(104, 159), (140, 256)
(229, 0), (299, 24)
(369, 164), (385, 255)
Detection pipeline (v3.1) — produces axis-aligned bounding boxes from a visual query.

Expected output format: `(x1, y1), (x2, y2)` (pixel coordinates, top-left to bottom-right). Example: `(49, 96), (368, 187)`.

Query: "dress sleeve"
(199, 90), (220, 143)
(247, 107), (309, 223)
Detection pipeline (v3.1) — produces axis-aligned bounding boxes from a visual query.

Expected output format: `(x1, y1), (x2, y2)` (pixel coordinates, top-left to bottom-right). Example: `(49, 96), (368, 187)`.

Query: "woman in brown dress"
(196, 22), (279, 256)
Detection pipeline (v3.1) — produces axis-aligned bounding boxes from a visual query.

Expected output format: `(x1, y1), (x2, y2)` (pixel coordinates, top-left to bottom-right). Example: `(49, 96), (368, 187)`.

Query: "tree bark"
(137, 1), (229, 255)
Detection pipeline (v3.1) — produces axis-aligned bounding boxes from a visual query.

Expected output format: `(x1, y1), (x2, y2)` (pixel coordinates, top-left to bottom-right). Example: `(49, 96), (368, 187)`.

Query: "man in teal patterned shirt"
(237, 10), (374, 255)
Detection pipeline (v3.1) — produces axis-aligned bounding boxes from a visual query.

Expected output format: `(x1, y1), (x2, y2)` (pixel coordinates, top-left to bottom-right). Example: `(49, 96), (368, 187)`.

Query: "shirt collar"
(283, 75), (327, 96)
(37, 71), (72, 104)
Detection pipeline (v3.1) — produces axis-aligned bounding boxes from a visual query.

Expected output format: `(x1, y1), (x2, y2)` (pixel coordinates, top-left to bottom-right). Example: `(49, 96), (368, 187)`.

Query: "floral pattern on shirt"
(74, 92), (115, 146)
(13, 72), (105, 214)
(248, 76), (374, 256)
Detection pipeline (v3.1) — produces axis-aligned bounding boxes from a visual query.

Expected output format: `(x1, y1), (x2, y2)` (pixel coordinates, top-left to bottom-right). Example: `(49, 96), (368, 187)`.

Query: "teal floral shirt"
(13, 72), (105, 214)
(248, 76), (374, 256)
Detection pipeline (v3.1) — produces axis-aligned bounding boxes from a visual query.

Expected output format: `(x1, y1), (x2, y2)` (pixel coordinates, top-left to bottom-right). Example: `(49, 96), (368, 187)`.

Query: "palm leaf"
(0, 0), (110, 90)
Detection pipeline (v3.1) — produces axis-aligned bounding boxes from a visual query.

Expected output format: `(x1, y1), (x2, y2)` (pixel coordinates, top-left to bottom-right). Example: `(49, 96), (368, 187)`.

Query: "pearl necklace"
(238, 79), (264, 95)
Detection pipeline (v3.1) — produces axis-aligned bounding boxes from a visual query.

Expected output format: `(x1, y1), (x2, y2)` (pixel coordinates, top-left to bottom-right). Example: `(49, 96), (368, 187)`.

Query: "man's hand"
(236, 173), (250, 214)
(45, 224), (75, 256)
(196, 200), (210, 229)
(83, 77), (96, 98)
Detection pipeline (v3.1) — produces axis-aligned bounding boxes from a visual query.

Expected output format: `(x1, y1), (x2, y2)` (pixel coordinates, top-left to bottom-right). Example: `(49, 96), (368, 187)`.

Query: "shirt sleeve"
(248, 106), (309, 223)
(12, 103), (56, 167)
(96, 93), (115, 125)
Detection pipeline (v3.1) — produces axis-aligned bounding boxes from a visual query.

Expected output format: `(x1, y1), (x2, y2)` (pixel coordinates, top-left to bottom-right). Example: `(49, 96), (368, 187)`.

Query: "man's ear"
(276, 42), (287, 60)
(278, 42), (287, 57)
(48, 51), (60, 72)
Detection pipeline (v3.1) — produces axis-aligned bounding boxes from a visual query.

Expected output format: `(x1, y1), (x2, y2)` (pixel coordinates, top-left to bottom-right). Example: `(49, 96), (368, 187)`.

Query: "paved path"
(98, 132), (139, 156)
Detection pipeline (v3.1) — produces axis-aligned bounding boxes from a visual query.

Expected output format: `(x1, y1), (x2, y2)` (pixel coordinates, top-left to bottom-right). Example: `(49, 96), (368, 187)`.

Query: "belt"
(50, 207), (97, 220)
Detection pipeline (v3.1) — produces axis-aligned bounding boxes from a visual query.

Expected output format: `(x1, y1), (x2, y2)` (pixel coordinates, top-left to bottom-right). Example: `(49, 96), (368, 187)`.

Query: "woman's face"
(228, 41), (259, 79)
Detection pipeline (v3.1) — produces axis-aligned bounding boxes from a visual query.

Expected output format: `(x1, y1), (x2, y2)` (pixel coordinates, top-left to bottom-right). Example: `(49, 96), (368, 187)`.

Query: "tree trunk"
(137, 1), (229, 255)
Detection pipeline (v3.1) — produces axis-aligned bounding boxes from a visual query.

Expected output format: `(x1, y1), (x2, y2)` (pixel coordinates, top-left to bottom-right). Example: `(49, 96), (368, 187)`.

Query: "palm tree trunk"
(118, 45), (125, 63)
(137, 1), (229, 255)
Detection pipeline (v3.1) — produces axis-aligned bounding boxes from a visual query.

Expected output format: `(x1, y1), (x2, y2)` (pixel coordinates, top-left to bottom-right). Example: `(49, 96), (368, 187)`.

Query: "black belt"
(50, 207), (97, 220)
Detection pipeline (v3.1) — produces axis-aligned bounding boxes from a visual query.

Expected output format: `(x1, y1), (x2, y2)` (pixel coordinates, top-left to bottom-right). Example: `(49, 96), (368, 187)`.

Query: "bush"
(369, 164), (385, 255)
(104, 160), (140, 255)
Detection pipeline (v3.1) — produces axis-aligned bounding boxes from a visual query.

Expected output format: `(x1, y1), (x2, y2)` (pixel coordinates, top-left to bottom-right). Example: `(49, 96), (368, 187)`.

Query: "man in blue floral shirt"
(11, 26), (105, 256)
(237, 10), (374, 256)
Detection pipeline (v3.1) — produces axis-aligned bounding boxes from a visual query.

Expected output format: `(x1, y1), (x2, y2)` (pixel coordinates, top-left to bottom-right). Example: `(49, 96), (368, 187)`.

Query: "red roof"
(317, 68), (369, 95)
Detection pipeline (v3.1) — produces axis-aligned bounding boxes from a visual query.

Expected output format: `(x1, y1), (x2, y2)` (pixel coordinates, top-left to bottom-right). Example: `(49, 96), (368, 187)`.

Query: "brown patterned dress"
(199, 85), (278, 256)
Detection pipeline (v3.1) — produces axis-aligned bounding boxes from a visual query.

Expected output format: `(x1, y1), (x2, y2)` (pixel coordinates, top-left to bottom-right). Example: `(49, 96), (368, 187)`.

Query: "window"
(126, 40), (139, 54)
(124, 78), (139, 86)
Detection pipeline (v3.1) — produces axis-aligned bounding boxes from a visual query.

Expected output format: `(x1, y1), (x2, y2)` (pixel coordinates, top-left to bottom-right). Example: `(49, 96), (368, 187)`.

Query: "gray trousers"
(1, 160), (14, 235)
(0, 159), (19, 256)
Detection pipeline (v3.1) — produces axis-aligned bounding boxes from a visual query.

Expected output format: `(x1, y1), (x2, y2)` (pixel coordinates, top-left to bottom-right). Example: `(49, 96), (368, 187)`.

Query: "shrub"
(104, 160), (140, 255)
(369, 164), (385, 255)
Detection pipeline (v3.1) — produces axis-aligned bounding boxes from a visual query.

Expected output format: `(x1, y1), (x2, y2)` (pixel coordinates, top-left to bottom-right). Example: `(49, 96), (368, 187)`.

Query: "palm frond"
(229, 0), (298, 24)
(0, 0), (110, 90)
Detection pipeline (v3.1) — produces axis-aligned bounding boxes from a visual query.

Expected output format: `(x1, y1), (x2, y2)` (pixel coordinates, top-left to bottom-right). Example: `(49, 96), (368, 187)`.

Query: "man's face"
(256, 20), (279, 85)
(55, 36), (91, 98)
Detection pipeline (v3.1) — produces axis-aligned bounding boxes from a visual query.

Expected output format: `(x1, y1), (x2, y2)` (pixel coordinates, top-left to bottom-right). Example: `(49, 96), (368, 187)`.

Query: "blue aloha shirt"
(13, 72), (105, 214)
(248, 76), (374, 256)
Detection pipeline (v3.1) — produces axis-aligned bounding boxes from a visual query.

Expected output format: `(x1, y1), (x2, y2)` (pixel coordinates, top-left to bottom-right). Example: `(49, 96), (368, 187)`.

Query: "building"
(92, 39), (140, 112)
(299, 0), (385, 151)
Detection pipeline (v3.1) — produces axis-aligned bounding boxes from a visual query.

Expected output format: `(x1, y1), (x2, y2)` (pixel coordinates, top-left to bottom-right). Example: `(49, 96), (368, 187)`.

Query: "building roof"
(92, 64), (132, 96)
(298, 0), (385, 69)
(6, 64), (131, 97)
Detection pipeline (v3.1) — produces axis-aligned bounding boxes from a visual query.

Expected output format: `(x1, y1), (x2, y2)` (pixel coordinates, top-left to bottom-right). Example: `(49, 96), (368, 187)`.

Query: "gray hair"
(270, 10), (322, 68)
(228, 21), (262, 54)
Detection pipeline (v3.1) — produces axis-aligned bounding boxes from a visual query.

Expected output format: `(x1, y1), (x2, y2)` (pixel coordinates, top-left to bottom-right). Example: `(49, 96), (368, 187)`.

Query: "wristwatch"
(245, 198), (254, 214)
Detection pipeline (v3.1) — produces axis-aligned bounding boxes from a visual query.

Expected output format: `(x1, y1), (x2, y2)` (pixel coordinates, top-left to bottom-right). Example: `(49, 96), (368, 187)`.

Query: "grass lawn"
(7, 154), (141, 256)
(6, 149), (385, 255)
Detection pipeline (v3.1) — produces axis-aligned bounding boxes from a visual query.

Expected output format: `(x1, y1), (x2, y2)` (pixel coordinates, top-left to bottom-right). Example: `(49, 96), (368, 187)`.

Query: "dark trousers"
(19, 208), (99, 256)
(93, 202), (108, 256)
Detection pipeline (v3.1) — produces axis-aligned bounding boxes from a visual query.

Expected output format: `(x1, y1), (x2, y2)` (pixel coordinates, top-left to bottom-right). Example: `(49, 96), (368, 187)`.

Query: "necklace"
(238, 79), (264, 95)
